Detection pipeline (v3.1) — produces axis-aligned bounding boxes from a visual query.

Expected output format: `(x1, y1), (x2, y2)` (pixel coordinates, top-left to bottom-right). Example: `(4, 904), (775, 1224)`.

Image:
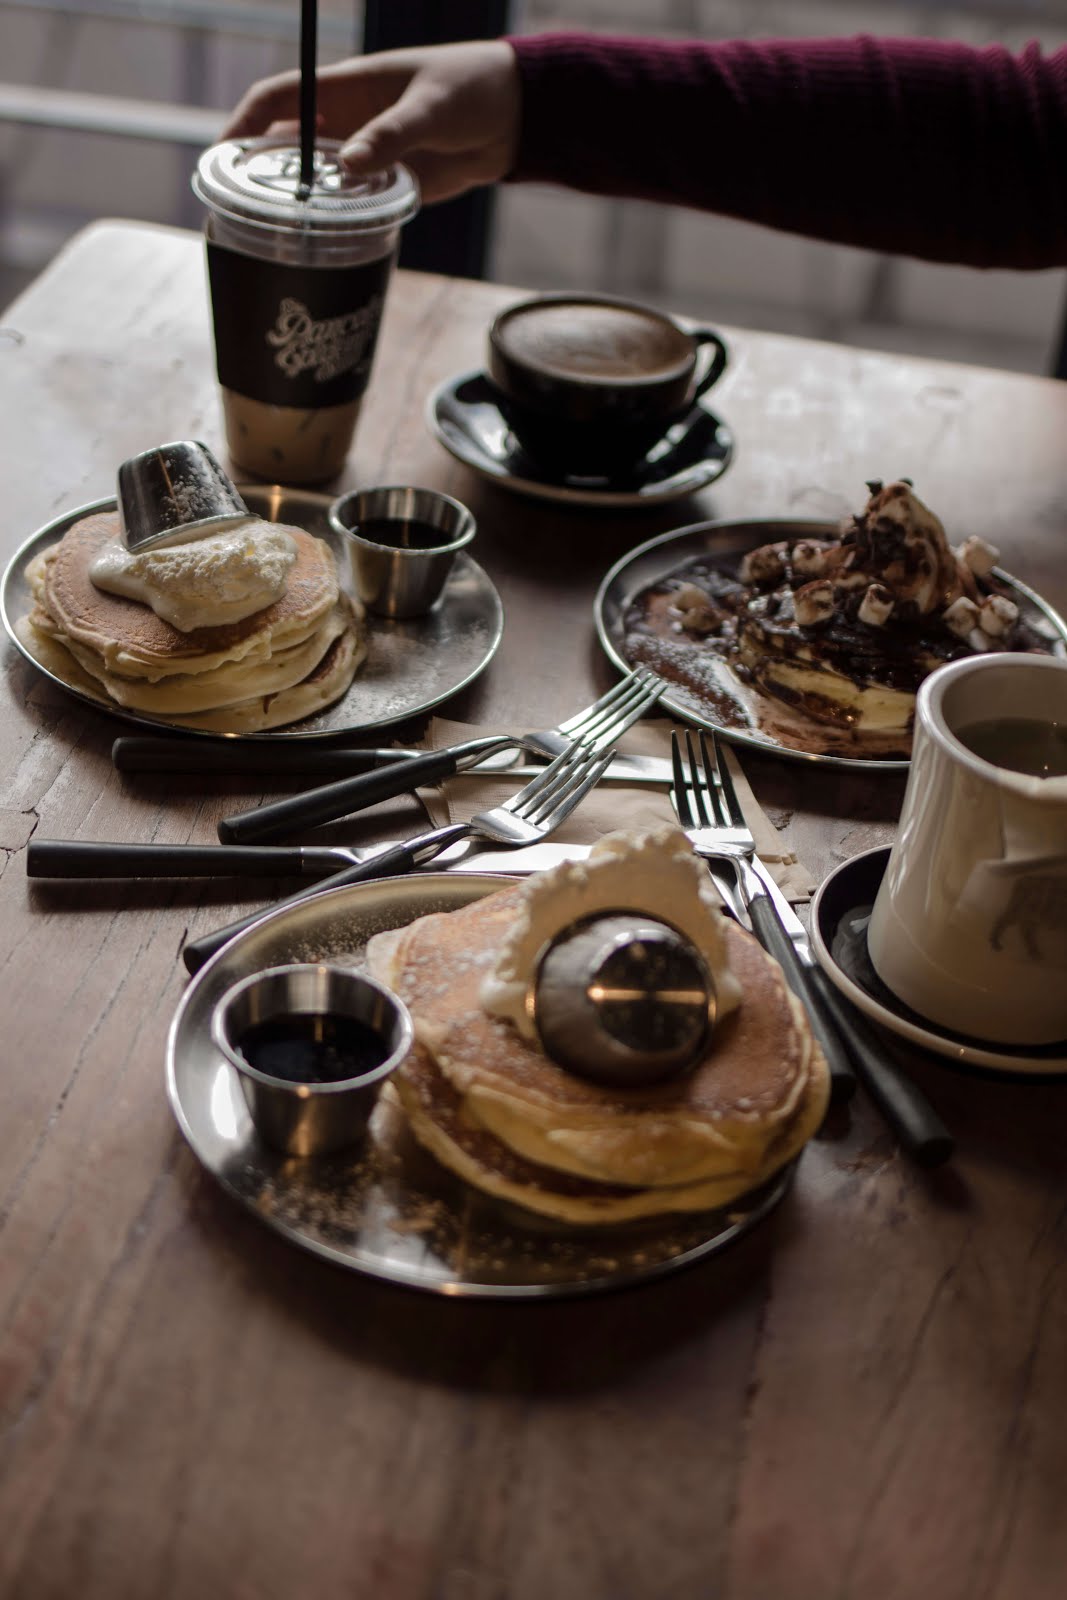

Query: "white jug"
(868, 653), (1067, 1045)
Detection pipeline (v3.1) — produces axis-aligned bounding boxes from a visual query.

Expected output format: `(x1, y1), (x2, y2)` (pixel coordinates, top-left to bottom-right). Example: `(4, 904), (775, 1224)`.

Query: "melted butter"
(480, 826), (742, 1039)
(89, 520), (299, 632)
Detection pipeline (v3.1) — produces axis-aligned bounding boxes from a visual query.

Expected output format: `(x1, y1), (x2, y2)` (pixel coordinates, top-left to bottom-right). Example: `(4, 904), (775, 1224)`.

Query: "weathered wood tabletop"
(2, 219), (1066, 1600)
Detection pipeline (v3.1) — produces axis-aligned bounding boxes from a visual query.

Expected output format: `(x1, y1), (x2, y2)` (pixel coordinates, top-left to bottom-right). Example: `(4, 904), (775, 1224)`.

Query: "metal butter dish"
(167, 872), (792, 1299)
(2, 484), (503, 739)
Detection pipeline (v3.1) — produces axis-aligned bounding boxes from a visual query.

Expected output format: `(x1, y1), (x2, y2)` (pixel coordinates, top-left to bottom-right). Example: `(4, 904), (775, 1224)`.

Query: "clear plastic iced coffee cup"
(192, 138), (419, 484)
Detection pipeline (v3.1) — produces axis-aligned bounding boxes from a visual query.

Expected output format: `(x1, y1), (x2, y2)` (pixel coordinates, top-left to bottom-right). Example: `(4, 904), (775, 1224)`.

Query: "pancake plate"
(168, 872), (794, 1299)
(3, 485), (503, 739)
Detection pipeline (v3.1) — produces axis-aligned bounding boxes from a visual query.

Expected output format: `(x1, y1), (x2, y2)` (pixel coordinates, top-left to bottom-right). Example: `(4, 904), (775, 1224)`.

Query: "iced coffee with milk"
(193, 138), (419, 484)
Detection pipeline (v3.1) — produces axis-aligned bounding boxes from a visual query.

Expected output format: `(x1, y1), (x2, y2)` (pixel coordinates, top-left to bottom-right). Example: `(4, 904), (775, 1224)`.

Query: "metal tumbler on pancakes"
(117, 439), (255, 554)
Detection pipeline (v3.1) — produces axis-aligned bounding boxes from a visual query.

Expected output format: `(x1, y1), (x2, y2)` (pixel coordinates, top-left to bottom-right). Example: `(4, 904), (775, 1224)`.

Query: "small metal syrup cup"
(329, 485), (475, 617)
(118, 439), (255, 553)
(211, 963), (413, 1156)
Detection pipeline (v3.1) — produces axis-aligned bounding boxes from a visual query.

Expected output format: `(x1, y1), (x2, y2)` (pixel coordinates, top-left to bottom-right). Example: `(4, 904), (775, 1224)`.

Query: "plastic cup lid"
(192, 137), (420, 234)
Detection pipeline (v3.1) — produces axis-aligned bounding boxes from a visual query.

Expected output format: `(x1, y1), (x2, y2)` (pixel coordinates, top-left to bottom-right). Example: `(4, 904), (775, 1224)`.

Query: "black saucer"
(426, 370), (733, 508)
(811, 847), (1067, 1075)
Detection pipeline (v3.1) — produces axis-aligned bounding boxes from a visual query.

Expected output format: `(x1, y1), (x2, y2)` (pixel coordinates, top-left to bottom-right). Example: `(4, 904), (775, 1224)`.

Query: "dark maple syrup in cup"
(356, 516), (454, 551)
(237, 1011), (390, 1084)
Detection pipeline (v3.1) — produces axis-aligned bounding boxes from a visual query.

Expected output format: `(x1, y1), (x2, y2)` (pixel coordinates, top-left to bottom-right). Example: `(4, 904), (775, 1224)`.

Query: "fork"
(217, 668), (665, 846)
(671, 729), (954, 1164)
(670, 728), (856, 1102)
(182, 740), (614, 974)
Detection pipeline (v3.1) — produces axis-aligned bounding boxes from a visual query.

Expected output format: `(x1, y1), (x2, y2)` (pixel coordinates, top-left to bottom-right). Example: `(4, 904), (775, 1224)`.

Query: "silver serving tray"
(1, 485), (504, 739)
(595, 516), (1067, 773)
(168, 872), (793, 1299)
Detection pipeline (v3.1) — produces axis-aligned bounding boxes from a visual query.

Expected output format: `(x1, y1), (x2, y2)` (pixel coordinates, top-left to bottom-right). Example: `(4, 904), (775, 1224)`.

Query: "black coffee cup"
(486, 292), (728, 475)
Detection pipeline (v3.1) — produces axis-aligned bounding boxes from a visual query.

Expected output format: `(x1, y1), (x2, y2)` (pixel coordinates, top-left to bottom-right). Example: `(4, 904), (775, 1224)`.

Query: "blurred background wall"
(2, 0), (1067, 374)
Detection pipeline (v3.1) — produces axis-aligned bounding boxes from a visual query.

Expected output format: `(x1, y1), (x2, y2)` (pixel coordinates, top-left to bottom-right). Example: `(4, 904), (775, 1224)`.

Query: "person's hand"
(222, 41), (520, 204)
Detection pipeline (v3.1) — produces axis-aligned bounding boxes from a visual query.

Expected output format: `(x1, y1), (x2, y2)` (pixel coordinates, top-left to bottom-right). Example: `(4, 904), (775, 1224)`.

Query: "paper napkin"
(416, 716), (816, 902)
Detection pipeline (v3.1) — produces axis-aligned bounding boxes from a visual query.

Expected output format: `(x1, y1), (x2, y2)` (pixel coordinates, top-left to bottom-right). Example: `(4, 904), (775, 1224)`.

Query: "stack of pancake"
(367, 836), (829, 1226)
(19, 510), (363, 733)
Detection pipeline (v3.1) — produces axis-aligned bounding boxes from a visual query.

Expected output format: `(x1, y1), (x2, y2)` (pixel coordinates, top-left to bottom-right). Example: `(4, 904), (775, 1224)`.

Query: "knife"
(179, 826), (474, 974)
(26, 837), (598, 880)
(111, 736), (427, 774)
(216, 741), (675, 845)
(735, 853), (953, 1166)
(111, 736), (674, 786)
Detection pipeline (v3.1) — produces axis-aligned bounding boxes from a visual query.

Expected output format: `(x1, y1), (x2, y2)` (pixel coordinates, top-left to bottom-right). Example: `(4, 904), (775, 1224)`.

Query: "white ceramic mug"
(867, 653), (1067, 1045)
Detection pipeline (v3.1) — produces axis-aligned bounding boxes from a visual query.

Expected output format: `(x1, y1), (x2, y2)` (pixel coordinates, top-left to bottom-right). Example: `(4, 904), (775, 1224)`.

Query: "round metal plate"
(594, 516), (1067, 772)
(2, 485), (503, 739)
(168, 872), (794, 1299)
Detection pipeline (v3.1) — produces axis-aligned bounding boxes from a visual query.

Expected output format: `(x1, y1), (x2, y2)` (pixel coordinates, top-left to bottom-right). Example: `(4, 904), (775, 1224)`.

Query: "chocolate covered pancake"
(623, 481), (1058, 758)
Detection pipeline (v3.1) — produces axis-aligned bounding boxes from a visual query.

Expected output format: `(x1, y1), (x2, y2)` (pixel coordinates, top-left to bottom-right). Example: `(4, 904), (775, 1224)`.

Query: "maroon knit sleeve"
(508, 32), (1067, 269)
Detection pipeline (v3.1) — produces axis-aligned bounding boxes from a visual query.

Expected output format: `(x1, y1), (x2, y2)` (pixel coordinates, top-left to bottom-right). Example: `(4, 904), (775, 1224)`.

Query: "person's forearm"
(510, 32), (1067, 269)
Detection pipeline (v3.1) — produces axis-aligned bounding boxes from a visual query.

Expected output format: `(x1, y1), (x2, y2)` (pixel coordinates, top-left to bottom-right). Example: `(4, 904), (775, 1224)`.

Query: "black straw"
(298, 0), (318, 196)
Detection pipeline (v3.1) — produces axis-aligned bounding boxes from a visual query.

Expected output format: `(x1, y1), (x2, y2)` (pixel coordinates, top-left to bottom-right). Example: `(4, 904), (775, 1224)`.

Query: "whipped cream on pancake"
(624, 480), (1057, 758)
(88, 519), (298, 631)
(480, 826), (742, 1038)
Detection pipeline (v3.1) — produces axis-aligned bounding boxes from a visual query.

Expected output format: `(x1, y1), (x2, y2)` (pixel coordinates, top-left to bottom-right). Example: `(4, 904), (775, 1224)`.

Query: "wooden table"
(2, 219), (1067, 1600)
